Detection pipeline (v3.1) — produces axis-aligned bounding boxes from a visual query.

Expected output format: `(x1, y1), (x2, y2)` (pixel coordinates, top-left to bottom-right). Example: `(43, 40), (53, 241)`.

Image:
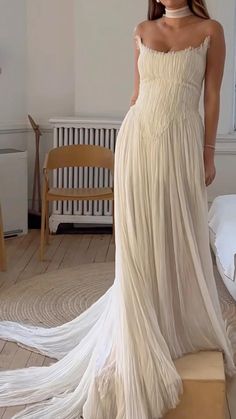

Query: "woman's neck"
(163, 4), (194, 19)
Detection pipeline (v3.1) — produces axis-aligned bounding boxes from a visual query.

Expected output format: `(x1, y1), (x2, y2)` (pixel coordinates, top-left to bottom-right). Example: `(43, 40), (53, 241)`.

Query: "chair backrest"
(46, 144), (114, 173)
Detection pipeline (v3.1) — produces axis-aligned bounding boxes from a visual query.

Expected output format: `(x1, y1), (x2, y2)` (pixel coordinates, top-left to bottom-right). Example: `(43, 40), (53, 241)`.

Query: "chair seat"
(47, 187), (113, 200)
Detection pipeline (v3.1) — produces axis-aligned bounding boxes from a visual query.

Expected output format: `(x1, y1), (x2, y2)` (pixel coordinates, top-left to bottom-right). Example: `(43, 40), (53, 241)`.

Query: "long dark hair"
(148, 0), (210, 20)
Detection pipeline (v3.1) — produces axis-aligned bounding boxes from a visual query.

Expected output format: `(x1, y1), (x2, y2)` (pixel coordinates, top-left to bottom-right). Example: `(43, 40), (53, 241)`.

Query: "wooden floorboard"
(0, 229), (235, 418)
(0, 230), (115, 417)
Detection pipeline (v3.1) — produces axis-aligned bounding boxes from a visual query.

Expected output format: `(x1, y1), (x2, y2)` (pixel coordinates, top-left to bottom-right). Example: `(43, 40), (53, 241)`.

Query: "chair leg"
(40, 196), (47, 261)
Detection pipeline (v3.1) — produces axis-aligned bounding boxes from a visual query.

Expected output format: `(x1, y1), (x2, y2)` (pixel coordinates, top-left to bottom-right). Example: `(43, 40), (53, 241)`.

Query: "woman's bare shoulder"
(133, 20), (154, 37)
(205, 18), (224, 36)
(190, 17), (224, 42)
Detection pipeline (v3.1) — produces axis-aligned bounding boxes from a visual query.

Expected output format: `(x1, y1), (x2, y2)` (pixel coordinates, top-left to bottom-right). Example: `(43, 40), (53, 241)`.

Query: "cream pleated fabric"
(0, 33), (236, 419)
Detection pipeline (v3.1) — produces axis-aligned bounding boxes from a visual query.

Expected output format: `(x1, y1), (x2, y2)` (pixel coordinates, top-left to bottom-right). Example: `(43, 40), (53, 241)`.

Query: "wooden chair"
(0, 203), (7, 271)
(40, 144), (115, 261)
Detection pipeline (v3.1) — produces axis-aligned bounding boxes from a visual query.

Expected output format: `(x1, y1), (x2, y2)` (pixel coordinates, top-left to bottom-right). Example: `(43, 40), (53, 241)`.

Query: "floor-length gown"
(0, 33), (236, 419)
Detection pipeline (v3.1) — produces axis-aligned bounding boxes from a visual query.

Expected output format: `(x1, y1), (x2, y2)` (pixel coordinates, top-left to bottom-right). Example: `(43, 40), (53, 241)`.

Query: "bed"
(208, 194), (236, 301)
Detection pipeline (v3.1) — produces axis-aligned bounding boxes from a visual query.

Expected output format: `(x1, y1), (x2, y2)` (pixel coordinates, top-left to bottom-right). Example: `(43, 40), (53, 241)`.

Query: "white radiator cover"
(49, 117), (121, 233)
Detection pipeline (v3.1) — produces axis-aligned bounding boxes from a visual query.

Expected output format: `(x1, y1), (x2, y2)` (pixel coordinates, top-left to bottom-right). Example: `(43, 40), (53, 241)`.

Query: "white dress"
(0, 33), (236, 419)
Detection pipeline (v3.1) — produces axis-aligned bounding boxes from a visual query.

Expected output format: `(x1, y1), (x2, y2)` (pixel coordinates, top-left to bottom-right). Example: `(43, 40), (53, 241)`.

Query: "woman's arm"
(129, 24), (142, 107)
(203, 20), (226, 186)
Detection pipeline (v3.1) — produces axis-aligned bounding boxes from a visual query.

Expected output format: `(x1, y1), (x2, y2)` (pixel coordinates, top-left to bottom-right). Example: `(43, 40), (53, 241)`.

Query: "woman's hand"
(203, 148), (216, 186)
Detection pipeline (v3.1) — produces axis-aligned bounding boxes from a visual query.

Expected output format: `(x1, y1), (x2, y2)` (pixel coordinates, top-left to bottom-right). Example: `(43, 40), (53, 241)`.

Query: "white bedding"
(208, 194), (236, 300)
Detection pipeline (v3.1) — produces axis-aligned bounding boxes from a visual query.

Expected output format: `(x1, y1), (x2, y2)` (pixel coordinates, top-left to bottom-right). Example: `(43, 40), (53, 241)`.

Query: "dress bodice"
(131, 34), (211, 140)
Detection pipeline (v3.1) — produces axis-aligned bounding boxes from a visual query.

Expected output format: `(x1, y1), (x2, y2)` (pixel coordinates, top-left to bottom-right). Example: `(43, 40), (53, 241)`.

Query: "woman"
(0, 1), (235, 418)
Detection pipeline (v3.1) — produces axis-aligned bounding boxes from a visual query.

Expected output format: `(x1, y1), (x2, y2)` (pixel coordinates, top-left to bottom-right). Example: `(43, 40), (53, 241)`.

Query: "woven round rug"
(0, 262), (114, 327)
(0, 262), (235, 344)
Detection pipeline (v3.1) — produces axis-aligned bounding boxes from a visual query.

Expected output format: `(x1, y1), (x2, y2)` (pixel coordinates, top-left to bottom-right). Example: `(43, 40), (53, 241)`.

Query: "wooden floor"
(0, 230), (115, 418)
(0, 230), (235, 418)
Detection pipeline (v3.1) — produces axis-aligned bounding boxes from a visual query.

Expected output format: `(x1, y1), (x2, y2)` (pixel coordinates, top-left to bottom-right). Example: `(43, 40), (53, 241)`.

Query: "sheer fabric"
(0, 33), (235, 419)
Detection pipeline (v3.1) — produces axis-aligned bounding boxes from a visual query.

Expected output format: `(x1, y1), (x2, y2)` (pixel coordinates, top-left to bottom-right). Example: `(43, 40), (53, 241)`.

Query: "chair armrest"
(43, 153), (49, 173)
(42, 153), (50, 186)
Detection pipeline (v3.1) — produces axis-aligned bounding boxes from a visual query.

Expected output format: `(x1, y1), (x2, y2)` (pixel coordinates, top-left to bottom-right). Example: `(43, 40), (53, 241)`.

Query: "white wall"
(26, 0), (75, 125)
(0, 0), (75, 206)
(1, 0), (235, 131)
(0, 0), (235, 206)
(207, 0), (236, 134)
(26, 0), (75, 203)
(0, 0), (74, 128)
(75, 0), (236, 203)
(0, 0), (27, 127)
(74, 0), (145, 119)
(203, 0), (236, 201)
(75, 0), (236, 135)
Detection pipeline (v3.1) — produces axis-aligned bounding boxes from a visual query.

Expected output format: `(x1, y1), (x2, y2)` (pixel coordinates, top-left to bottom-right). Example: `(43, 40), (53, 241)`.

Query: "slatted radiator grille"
(49, 119), (121, 231)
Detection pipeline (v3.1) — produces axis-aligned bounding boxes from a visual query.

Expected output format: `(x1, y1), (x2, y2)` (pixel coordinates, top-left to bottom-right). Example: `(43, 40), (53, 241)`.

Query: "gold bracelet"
(204, 144), (215, 149)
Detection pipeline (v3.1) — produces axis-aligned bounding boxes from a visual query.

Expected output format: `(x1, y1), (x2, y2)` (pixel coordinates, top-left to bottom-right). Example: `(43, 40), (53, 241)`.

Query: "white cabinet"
(0, 149), (28, 236)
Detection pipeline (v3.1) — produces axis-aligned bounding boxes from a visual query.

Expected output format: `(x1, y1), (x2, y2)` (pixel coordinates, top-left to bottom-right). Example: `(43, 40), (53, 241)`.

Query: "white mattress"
(208, 195), (236, 301)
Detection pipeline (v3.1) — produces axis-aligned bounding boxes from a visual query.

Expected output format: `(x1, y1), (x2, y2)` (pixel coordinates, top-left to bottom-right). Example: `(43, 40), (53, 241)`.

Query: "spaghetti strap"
(204, 34), (211, 50)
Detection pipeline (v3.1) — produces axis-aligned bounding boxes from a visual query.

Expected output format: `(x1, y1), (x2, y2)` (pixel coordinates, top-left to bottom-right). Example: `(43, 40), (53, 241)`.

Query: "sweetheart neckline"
(135, 34), (211, 56)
